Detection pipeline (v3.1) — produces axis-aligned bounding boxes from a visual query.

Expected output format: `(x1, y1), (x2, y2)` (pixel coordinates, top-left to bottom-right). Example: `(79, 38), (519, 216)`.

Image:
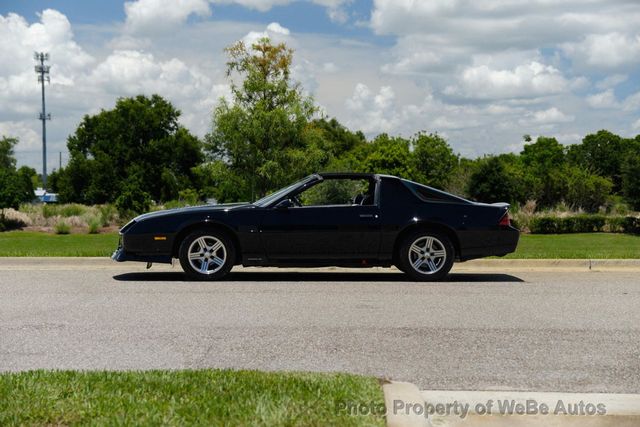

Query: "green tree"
(205, 38), (321, 201)
(622, 154), (640, 210)
(57, 95), (202, 207)
(467, 156), (525, 204)
(0, 136), (18, 170)
(521, 136), (565, 172)
(564, 166), (613, 212)
(567, 130), (627, 192)
(411, 132), (458, 189)
(356, 134), (414, 178)
(0, 137), (34, 225)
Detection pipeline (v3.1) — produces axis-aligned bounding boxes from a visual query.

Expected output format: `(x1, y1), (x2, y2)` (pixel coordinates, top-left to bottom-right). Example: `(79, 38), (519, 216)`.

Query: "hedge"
(529, 215), (640, 234)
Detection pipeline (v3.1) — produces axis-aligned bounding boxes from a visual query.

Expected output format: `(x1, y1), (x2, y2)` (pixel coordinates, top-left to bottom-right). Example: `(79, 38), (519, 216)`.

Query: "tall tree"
(0, 136), (18, 170)
(0, 137), (34, 223)
(411, 132), (458, 189)
(567, 130), (627, 192)
(57, 95), (202, 206)
(205, 38), (320, 201)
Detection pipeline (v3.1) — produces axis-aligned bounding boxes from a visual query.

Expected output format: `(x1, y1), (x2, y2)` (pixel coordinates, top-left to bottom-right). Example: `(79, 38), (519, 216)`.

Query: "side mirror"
(275, 198), (295, 209)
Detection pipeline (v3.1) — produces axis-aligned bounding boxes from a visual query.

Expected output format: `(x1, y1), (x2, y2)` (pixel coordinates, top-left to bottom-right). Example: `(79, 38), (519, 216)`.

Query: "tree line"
(2, 38), (640, 217)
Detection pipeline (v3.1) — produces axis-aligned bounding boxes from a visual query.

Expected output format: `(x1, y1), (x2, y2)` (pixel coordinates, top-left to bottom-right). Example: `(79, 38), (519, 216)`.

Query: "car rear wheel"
(398, 230), (454, 281)
(178, 230), (235, 280)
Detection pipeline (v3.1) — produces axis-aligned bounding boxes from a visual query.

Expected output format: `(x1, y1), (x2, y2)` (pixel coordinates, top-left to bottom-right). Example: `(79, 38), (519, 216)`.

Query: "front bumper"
(112, 234), (173, 264)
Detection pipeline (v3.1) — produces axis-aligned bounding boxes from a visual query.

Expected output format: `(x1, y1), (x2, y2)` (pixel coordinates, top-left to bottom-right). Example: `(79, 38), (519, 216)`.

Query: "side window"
(298, 179), (373, 207)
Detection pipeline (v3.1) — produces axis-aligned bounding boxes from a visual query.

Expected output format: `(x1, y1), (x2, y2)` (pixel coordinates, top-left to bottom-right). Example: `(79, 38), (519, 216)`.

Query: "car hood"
(133, 202), (253, 222)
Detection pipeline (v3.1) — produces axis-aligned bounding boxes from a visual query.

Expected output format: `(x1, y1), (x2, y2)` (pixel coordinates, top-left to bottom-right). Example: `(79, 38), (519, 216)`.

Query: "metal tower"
(34, 52), (51, 189)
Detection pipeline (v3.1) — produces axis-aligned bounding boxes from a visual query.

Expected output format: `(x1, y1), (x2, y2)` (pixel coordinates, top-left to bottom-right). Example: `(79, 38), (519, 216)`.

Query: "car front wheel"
(178, 230), (235, 280)
(398, 231), (454, 281)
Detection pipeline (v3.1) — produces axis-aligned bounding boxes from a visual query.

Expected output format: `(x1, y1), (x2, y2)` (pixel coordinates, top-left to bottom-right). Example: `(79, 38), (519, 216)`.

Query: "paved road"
(1, 260), (639, 393)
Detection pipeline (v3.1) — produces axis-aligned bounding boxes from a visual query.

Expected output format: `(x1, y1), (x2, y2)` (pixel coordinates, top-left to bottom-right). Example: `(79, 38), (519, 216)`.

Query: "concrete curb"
(381, 382), (640, 427)
(0, 257), (640, 272)
(382, 381), (428, 427)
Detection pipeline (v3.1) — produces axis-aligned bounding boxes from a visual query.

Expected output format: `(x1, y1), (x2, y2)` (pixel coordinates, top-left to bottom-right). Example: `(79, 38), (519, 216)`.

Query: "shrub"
(530, 214), (606, 234)
(42, 203), (58, 218)
(178, 188), (200, 205)
(87, 216), (101, 234)
(59, 204), (86, 217)
(98, 204), (118, 227)
(54, 220), (71, 235)
(622, 155), (640, 211)
(115, 184), (151, 218)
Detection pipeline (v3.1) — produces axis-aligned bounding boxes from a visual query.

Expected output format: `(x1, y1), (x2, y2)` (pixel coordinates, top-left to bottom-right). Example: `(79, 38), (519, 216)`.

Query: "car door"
(259, 204), (381, 261)
(259, 177), (382, 261)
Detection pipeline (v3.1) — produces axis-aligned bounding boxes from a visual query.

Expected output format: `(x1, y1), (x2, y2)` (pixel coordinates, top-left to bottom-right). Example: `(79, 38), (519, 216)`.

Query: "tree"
(467, 156), (525, 204)
(0, 137), (34, 224)
(411, 132), (458, 189)
(567, 130), (626, 192)
(356, 134), (415, 178)
(564, 166), (613, 212)
(521, 136), (565, 172)
(57, 95), (202, 207)
(205, 38), (321, 201)
(0, 136), (19, 170)
(622, 154), (640, 210)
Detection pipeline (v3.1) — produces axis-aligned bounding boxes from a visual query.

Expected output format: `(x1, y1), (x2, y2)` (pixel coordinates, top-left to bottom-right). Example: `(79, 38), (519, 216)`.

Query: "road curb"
(382, 383), (640, 427)
(0, 257), (639, 271)
(382, 381), (428, 427)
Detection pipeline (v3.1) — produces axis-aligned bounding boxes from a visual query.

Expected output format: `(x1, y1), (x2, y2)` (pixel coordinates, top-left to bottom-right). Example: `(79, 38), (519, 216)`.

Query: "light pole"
(34, 52), (51, 189)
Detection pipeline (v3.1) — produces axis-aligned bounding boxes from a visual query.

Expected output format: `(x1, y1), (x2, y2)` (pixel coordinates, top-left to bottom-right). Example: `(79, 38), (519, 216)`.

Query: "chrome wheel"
(187, 235), (227, 275)
(407, 236), (447, 275)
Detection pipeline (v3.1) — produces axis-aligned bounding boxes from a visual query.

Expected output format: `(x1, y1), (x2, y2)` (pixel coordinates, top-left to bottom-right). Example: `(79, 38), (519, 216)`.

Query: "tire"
(178, 229), (235, 281)
(397, 230), (454, 281)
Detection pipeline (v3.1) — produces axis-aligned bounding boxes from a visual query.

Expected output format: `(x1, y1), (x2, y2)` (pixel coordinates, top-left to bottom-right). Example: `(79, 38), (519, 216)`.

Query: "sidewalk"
(383, 381), (640, 427)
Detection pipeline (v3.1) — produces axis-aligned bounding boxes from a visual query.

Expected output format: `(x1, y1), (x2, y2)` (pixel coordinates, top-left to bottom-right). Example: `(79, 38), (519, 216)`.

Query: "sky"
(2, 0), (640, 173)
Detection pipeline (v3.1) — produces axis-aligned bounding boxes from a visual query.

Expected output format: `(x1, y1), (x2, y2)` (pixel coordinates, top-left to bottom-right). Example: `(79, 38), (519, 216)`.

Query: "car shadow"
(112, 271), (524, 283)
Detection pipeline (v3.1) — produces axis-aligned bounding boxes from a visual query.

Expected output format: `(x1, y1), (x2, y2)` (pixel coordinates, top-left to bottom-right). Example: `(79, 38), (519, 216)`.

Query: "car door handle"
(359, 214), (378, 219)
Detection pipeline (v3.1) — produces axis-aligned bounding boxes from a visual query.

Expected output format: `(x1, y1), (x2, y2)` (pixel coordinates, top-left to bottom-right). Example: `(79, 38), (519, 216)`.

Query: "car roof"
(318, 172), (397, 180)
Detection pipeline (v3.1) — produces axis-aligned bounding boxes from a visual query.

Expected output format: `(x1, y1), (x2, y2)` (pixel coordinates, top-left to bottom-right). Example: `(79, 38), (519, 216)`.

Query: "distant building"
(34, 188), (58, 203)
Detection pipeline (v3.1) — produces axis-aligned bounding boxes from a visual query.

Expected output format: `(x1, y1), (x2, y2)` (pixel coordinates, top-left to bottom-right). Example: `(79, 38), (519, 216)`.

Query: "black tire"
(397, 230), (454, 281)
(178, 229), (235, 281)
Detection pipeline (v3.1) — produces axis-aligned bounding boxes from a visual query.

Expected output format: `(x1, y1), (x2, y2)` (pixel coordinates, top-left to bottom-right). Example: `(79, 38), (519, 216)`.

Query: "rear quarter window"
(401, 180), (466, 203)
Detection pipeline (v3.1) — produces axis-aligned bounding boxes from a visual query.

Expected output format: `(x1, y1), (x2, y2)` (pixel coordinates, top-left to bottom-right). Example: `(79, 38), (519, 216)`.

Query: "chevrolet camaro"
(112, 173), (519, 281)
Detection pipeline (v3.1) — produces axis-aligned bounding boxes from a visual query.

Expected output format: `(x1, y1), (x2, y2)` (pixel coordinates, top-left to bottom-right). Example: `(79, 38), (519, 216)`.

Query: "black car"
(112, 173), (519, 281)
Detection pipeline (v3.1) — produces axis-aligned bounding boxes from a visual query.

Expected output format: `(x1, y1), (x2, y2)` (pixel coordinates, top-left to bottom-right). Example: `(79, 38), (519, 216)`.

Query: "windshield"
(252, 175), (318, 207)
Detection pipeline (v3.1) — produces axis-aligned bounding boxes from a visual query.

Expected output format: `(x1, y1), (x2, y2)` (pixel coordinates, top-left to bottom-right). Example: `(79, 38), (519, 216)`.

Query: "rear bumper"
(459, 227), (520, 261)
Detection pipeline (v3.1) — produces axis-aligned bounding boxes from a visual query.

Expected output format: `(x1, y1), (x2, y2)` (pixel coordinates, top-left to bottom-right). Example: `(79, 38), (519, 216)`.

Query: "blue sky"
(1, 0), (640, 172)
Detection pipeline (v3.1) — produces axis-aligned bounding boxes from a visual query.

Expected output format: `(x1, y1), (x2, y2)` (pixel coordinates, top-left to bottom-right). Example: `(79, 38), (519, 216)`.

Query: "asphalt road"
(1, 260), (639, 393)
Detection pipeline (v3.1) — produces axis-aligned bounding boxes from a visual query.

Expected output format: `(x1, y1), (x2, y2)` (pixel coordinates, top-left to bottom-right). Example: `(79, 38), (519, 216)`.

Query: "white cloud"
(124, 0), (211, 34)
(586, 89), (619, 109)
(266, 22), (289, 35)
(632, 118), (640, 130)
(520, 107), (574, 126)
(242, 22), (291, 46)
(595, 74), (628, 90)
(623, 92), (640, 112)
(124, 0), (353, 31)
(445, 61), (569, 100)
(562, 33), (640, 70)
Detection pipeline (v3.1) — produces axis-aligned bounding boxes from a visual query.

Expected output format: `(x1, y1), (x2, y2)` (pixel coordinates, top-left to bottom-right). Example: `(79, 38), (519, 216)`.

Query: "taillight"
(499, 212), (511, 227)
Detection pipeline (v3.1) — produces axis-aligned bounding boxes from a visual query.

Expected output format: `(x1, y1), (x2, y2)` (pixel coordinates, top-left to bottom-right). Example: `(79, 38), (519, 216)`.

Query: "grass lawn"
(0, 369), (385, 426)
(0, 231), (119, 256)
(505, 233), (640, 259)
(0, 230), (638, 258)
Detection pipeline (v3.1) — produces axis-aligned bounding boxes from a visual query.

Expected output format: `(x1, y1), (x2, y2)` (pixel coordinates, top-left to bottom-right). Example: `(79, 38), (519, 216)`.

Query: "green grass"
(0, 230), (638, 258)
(0, 231), (119, 256)
(0, 369), (385, 427)
(506, 233), (640, 259)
